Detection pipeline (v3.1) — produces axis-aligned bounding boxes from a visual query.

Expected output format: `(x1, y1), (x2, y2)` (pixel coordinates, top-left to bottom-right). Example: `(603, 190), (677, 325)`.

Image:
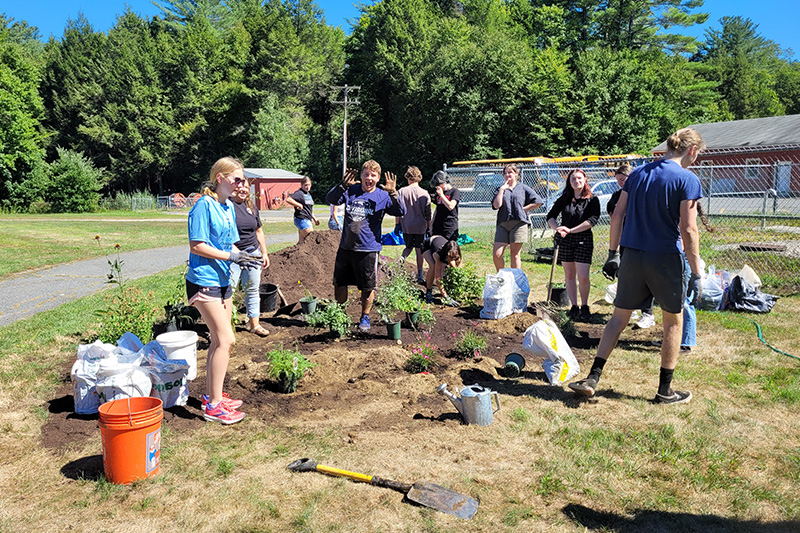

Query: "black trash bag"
(724, 275), (779, 313)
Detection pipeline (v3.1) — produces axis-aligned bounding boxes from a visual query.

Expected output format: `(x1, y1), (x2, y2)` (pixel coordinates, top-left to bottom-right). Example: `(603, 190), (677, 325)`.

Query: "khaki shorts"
(494, 220), (528, 244)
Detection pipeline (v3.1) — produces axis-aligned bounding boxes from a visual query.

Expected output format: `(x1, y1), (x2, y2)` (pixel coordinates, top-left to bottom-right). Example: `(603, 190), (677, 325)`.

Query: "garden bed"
(41, 230), (658, 450)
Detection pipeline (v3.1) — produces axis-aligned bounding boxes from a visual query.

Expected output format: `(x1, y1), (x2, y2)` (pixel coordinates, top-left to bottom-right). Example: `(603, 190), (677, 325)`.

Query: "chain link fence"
(447, 150), (800, 292)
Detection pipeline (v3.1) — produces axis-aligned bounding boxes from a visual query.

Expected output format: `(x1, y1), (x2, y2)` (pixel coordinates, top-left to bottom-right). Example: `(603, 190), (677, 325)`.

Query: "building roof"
(651, 114), (800, 153)
(243, 168), (304, 180)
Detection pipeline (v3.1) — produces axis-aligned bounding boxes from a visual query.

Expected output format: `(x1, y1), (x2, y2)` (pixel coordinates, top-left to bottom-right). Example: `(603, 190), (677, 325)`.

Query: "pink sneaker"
(202, 392), (243, 410)
(203, 401), (245, 425)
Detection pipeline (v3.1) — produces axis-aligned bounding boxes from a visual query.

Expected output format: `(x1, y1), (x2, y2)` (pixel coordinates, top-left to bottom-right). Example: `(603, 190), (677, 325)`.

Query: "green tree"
(47, 148), (106, 213)
(0, 16), (46, 210)
(243, 94), (310, 172)
(697, 17), (785, 119)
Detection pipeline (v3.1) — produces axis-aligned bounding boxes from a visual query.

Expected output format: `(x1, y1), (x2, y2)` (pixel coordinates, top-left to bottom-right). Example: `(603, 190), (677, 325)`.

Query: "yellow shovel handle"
(316, 464), (373, 484)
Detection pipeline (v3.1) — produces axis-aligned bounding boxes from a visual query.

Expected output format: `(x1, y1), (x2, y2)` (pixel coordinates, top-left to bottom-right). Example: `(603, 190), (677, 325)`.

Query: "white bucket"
(156, 331), (198, 381)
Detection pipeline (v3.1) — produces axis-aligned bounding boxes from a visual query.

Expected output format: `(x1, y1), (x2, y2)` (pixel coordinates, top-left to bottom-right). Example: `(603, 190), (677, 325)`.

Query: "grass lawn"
(1, 228), (800, 531)
(0, 211), (298, 277)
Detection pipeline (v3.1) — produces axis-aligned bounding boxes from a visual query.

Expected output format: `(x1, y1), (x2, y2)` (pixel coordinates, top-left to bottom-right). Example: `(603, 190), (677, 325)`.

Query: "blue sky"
(1, 0), (797, 59)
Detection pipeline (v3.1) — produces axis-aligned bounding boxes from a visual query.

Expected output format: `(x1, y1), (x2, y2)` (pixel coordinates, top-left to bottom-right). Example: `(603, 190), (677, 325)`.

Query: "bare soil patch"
(40, 230), (660, 450)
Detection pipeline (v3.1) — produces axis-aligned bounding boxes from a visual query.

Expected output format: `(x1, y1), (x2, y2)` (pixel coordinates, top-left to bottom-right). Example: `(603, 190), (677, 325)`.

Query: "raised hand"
(342, 168), (359, 188)
(381, 172), (398, 195)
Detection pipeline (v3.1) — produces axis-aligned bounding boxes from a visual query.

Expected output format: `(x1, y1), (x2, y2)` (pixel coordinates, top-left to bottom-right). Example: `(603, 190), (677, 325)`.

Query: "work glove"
(687, 272), (702, 306)
(341, 168), (358, 188)
(443, 297), (460, 308)
(228, 250), (259, 266)
(602, 250), (621, 281)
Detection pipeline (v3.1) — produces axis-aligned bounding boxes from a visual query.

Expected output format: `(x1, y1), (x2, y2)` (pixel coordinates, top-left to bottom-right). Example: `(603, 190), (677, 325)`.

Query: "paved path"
(0, 233), (296, 327)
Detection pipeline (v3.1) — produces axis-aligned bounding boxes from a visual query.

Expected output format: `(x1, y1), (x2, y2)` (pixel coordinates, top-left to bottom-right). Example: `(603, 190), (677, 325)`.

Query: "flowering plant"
(92, 236), (160, 342)
(297, 280), (315, 301)
(405, 335), (438, 373)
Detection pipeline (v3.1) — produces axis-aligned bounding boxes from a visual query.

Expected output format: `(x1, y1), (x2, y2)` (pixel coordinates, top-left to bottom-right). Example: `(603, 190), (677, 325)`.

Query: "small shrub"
(266, 345), (315, 381)
(305, 299), (351, 337)
(452, 330), (488, 359)
(47, 148), (106, 213)
(405, 336), (438, 373)
(442, 262), (483, 303)
(376, 258), (421, 322)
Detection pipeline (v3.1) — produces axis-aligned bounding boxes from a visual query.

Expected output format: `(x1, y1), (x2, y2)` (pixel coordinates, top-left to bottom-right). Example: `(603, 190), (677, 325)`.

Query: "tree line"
(0, 0), (797, 212)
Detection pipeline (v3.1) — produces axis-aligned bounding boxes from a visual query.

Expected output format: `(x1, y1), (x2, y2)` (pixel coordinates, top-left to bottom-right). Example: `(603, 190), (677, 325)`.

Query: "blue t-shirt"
(187, 195), (240, 287)
(326, 184), (406, 252)
(620, 159), (702, 253)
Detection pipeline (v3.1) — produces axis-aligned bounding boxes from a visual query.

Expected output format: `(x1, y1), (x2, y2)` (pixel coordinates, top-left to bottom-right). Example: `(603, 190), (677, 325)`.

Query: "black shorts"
(404, 233), (425, 249)
(615, 248), (686, 314)
(186, 280), (232, 304)
(557, 231), (593, 264)
(332, 249), (379, 291)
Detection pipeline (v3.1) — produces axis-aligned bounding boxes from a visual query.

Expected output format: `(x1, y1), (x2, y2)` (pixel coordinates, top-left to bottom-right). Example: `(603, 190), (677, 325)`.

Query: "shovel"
(287, 458), (479, 519)
(546, 239), (560, 303)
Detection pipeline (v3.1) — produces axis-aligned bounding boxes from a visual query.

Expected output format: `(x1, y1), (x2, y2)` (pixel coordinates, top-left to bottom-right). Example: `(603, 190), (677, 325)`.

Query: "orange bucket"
(98, 397), (163, 484)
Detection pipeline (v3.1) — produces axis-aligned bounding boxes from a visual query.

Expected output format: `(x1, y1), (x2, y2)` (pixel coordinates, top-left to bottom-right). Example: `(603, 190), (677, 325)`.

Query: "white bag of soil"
(480, 268), (530, 320)
(522, 319), (580, 386)
(140, 341), (190, 408)
(71, 340), (116, 415)
(96, 357), (152, 403)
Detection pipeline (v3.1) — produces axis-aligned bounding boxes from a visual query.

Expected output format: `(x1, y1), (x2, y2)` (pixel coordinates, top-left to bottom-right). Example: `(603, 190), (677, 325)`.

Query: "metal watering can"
(437, 383), (500, 426)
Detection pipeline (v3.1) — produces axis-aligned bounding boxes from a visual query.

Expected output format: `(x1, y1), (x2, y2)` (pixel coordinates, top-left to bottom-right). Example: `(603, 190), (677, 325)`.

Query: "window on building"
(745, 158), (761, 180)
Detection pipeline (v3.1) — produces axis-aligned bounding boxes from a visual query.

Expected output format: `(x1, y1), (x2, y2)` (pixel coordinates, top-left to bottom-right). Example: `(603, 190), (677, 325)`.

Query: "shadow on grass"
(458, 368), (640, 409)
(61, 454), (104, 481)
(562, 503), (800, 533)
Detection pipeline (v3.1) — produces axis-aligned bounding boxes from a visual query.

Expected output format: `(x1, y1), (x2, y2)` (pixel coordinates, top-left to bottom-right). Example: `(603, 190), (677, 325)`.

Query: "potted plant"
(297, 281), (318, 314)
(404, 301), (435, 331)
(376, 261), (418, 339)
(305, 299), (351, 338)
(266, 344), (315, 393)
(452, 330), (488, 360)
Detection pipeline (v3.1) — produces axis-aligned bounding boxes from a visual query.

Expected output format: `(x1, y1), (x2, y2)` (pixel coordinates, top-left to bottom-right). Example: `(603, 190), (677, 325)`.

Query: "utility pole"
(331, 85), (360, 176)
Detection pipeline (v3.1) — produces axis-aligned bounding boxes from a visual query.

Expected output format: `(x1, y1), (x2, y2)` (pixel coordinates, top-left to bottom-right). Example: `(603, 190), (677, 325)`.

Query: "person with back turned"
(569, 128), (705, 405)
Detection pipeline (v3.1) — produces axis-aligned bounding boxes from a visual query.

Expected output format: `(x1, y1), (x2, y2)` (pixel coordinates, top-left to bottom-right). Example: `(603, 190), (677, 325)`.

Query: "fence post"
(761, 189), (777, 229)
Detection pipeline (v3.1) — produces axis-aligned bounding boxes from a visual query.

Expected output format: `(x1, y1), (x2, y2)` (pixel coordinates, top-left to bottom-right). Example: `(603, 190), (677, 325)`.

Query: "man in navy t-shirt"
(326, 160), (405, 331)
(569, 128), (706, 405)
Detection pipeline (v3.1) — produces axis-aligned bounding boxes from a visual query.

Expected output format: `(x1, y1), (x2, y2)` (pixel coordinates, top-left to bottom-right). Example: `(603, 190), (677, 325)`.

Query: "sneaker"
(425, 290), (433, 304)
(630, 310), (641, 322)
(416, 275), (426, 285)
(567, 305), (579, 319)
(654, 389), (692, 405)
(358, 314), (371, 331)
(569, 377), (598, 397)
(203, 402), (246, 425)
(636, 313), (655, 329)
(202, 393), (243, 410)
(579, 305), (591, 321)
(650, 340), (691, 352)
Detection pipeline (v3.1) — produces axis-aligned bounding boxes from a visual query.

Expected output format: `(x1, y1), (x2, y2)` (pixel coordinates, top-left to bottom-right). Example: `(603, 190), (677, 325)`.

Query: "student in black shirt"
(285, 177), (319, 244)
(429, 170), (460, 242)
(546, 169), (601, 321)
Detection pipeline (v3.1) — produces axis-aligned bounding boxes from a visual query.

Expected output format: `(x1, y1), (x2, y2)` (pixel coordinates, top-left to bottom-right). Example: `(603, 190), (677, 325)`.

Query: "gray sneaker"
(654, 389), (692, 405)
(569, 377), (598, 397)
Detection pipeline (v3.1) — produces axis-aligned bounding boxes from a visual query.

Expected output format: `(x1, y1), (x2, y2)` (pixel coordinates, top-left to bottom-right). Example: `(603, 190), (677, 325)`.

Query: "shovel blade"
(407, 482), (478, 520)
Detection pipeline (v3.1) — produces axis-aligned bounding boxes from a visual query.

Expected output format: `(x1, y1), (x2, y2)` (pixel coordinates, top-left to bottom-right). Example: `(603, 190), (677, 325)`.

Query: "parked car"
(590, 179), (621, 214)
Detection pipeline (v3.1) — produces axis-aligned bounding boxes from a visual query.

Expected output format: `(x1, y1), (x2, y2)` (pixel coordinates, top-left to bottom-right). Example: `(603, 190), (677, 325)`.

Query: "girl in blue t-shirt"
(187, 156), (257, 426)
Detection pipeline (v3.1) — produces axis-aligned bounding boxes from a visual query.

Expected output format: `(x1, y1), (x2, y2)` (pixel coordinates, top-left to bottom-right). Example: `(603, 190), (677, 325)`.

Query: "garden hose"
(748, 319), (800, 361)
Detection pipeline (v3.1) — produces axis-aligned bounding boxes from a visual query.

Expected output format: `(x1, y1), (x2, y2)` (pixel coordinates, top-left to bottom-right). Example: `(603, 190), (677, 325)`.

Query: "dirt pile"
(262, 230), (341, 303)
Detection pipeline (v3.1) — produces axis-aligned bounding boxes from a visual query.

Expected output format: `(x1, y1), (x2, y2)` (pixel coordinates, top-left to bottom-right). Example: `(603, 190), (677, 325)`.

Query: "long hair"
(440, 240), (462, 265)
(202, 157), (244, 200)
(559, 169), (591, 201)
